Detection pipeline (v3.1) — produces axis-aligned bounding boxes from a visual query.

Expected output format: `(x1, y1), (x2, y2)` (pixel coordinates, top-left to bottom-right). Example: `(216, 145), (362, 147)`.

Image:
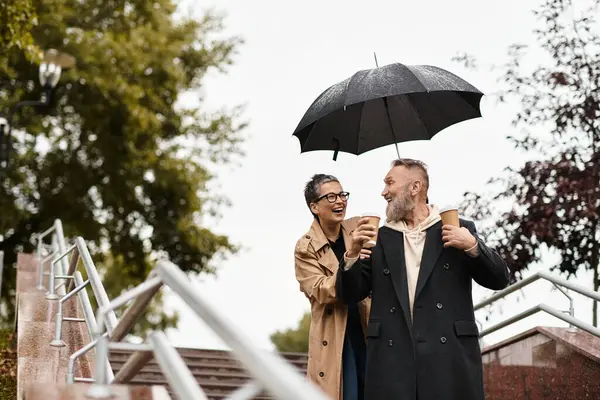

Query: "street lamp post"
(0, 49), (76, 168)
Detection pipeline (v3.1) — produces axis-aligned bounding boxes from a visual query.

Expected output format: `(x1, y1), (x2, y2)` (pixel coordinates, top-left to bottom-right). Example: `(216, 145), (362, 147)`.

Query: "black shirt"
(329, 234), (367, 365)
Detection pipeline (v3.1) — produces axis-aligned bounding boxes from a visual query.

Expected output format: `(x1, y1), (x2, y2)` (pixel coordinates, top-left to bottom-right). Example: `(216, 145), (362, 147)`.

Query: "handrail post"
(67, 332), (109, 384)
(45, 243), (77, 300)
(36, 238), (45, 291)
(66, 246), (80, 292)
(54, 219), (69, 295)
(86, 313), (111, 399)
(552, 283), (577, 332)
(50, 279), (90, 347)
(46, 258), (59, 300)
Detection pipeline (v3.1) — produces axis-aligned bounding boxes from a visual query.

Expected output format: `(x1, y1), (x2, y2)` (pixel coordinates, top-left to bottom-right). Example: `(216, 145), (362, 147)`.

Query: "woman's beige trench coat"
(294, 217), (371, 400)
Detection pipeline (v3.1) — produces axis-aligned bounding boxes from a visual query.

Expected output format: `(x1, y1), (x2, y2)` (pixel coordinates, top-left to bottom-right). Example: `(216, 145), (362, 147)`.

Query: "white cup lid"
(439, 205), (458, 213)
(361, 212), (381, 218)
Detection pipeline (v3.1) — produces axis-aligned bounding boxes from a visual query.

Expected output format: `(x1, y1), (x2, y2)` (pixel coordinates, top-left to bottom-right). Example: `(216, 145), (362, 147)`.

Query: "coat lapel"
(414, 221), (444, 301)
(310, 218), (358, 275)
(380, 227), (412, 331)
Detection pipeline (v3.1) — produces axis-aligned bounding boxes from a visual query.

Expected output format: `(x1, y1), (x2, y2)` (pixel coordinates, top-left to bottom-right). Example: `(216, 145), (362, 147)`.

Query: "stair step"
(110, 364), (305, 379)
(123, 379), (274, 399)
(110, 357), (306, 369)
(108, 348), (308, 400)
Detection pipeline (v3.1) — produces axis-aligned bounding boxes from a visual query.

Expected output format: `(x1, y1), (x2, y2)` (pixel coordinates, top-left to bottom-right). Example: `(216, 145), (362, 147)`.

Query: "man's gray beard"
(386, 195), (415, 223)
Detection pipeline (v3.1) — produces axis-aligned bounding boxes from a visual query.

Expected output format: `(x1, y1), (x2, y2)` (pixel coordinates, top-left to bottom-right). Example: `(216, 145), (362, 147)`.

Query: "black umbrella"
(292, 63), (483, 160)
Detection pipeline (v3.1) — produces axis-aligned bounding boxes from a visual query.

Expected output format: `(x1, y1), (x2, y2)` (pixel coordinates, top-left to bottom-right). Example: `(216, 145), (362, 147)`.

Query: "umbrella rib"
(300, 121), (318, 152)
(355, 101), (366, 155)
(405, 94), (431, 137)
(343, 71), (364, 108)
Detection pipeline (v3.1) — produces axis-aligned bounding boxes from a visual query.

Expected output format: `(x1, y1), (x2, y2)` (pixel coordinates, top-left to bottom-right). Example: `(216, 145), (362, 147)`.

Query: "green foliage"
(453, 0), (600, 324)
(0, 376), (16, 400)
(0, 328), (16, 400)
(270, 312), (310, 353)
(0, 0), (39, 62)
(0, 0), (245, 336)
(0, 329), (13, 350)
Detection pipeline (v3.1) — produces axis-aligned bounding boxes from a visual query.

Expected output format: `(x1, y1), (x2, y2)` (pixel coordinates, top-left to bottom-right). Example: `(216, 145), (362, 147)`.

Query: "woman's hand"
(347, 217), (377, 258)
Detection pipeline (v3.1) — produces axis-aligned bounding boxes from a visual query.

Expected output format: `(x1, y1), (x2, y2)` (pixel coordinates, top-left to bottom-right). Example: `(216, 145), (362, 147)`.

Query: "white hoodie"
(384, 204), (441, 320)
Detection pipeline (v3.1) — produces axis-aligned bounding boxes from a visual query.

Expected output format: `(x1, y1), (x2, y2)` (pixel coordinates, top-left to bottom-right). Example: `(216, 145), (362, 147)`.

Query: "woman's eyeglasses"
(315, 191), (350, 203)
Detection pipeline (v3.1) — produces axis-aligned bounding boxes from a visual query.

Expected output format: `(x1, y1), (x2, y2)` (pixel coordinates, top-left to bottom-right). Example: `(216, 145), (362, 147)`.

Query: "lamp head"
(38, 49), (76, 89)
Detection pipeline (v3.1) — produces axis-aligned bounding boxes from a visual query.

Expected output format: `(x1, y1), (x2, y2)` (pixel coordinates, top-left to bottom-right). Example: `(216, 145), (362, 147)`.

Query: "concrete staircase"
(109, 349), (308, 399)
(15, 253), (170, 400)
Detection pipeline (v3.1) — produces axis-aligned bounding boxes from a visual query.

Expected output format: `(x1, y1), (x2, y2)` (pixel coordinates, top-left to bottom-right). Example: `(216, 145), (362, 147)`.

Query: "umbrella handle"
(333, 137), (340, 161)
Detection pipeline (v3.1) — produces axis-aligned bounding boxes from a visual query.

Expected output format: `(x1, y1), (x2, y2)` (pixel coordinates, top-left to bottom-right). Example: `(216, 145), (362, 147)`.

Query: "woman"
(295, 174), (371, 400)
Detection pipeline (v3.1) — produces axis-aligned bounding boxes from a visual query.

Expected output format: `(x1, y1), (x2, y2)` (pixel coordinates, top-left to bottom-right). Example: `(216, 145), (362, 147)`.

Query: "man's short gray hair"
(391, 158), (430, 191)
(304, 174), (339, 217)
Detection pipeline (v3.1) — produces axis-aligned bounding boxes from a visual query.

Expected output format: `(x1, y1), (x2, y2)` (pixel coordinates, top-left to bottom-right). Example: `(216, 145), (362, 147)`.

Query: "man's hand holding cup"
(440, 206), (476, 250)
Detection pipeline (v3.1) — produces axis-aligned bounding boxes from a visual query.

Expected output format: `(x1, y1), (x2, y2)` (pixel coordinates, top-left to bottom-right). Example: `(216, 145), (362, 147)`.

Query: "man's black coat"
(336, 219), (509, 400)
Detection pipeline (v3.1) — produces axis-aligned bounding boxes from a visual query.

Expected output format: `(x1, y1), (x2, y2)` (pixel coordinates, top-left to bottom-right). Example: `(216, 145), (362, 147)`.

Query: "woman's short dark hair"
(304, 174), (339, 217)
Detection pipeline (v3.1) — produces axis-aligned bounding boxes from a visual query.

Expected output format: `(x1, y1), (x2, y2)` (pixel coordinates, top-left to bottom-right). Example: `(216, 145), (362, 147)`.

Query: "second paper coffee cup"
(440, 206), (460, 227)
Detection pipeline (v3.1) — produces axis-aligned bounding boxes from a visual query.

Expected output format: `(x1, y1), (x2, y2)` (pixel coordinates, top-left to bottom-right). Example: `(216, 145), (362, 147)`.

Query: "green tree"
(270, 312), (310, 353)
(0, 0), (39, 62)
(0, 0), (245, 336)
(453, 0), (600, 324)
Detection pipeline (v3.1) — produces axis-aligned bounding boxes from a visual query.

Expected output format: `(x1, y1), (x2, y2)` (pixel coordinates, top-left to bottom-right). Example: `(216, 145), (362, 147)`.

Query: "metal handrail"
(226, 380), (264, 400)
(34, 221), (116, 383)
(84, 259), (330, 400)
(35, 219), (68, 295)
(475, 270), (600, 339)
(148, 331), (209, 400)
(479, 303), (600, 338)
(46, 237), (118, 342)
(475, 270), (600, 310)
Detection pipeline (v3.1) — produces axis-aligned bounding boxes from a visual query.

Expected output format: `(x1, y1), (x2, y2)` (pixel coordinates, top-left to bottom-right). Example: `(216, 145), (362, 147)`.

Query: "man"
(336, 159), (509, 400)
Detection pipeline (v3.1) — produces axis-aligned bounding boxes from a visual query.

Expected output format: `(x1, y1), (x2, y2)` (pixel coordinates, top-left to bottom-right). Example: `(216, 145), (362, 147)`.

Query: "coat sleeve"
(335, 251), (373, 304)
(464, 220), (510, 290)
(294, 241), (338, 305)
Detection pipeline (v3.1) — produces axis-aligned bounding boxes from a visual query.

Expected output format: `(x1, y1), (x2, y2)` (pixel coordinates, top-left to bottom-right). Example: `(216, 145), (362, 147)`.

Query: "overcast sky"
(163, 0), (598, 351)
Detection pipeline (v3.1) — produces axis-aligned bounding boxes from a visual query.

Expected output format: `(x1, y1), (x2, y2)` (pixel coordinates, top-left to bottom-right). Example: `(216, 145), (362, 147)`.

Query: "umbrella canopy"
(293, 63), (484, 160)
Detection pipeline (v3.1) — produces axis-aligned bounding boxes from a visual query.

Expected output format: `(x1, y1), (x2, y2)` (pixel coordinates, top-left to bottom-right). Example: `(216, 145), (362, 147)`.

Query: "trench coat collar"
(308, 218), (355, 253)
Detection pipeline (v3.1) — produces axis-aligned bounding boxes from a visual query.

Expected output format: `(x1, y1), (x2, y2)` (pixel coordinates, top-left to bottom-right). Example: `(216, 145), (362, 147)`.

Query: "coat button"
(440, 336), (447, 344)
(436, 302), (443, 309)
(444, 263), (450, 270)
(326, 306), (333, 315)
(389, 307), (396, 314)
(383, 268), (390, 275)
(388, 340), (394, 347)
(322, 341), (328, 346)
(305, 235), (311, 239)
(319, 372), (325, 377)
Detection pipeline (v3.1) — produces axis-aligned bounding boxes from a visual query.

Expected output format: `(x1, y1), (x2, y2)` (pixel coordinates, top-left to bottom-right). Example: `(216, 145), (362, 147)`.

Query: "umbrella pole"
(383, 97), (401, 160)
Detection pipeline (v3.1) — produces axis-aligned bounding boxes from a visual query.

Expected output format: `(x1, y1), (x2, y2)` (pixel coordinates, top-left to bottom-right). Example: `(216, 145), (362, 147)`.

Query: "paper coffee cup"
(440, 206), (460, 227)
(361, 213), (381, 248)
